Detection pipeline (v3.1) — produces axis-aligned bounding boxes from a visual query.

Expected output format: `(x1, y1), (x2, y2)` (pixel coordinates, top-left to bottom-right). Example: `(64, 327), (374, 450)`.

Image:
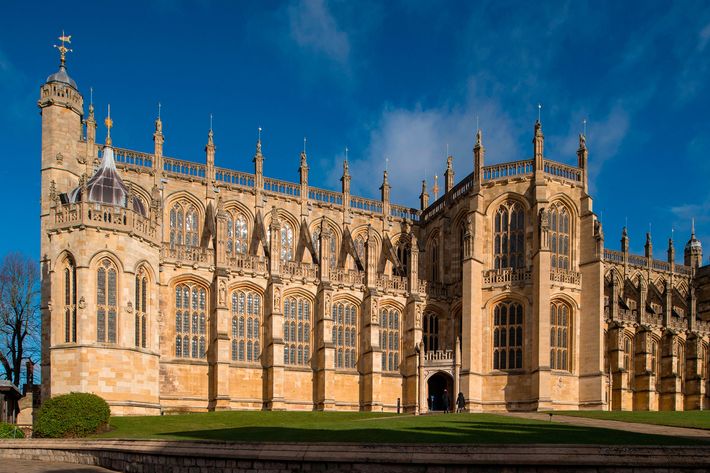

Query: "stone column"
(315, 229), (335, 410)
(360, 291), (382, 411)
(633, 329), (653, 411)
(660, 333), (681, 411)
(209, 271), (231, 411)
(403, 297), (422, 413)
(265, 208), (285, 409)
(684, 334), (704, 410)
(532, 204), (553, 410)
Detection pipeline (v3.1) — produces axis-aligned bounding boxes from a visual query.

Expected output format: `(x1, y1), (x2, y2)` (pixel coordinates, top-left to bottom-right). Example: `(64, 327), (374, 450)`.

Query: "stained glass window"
(494, 201), (525, 269)
(380, 308), (400, 372)
(493, 301), (523, 370)
(283, 295), (310, 366)
(332, 302), (357, 369)
(175, 283), (207, 359)
(97, 259), (118, 343)
(231, 289), (261, 362)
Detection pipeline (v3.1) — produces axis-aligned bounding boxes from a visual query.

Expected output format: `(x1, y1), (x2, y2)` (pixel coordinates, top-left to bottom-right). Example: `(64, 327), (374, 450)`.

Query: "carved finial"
(476, 128), (482, 146)
(537, 103), (542, 123)
(447, 155), (453, 170)
(256, 127), (263, 155)
(432, 174), (439, 199)
(155, 102), (162, 133)
(88, 87), (94, 116)
(343, 147), (350, 175)
(579, 133), (586, 149)
(692, 217), (696, 237)
(53, 30), (72, 68)
(104, 104), (113, 146)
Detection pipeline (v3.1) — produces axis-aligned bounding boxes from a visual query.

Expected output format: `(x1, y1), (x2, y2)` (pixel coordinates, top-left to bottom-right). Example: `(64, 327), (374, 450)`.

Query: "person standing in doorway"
(443, 388), (450, 413)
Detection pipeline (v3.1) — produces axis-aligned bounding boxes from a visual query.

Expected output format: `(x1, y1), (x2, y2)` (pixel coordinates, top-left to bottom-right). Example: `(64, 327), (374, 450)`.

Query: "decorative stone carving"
(55, 152), (63, 163)
(274, 287), (281, 310)
(415, 305), (422, 328)
(126, 301), (133, 314)
(78, 296), (86, 310)
(371, 299), (378, 323)
(218, 280), (226, 305)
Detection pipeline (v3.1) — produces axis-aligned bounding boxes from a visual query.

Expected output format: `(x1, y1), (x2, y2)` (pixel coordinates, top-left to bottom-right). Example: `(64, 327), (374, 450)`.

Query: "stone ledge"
(0, 440), (709, 472)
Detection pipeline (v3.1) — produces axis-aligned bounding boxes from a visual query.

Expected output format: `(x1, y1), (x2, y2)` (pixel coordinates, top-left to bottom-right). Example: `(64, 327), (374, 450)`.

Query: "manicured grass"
(551, 410), (710, 430)
(95, 411), (707, 445)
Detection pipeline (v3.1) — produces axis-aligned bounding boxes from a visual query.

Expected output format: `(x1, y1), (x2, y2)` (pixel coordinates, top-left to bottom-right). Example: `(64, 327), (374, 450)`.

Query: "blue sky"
(1, 0), (708, 262)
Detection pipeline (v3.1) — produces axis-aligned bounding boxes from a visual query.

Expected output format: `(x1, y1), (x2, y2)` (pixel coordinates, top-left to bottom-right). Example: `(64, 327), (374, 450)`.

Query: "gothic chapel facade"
(40, 47), (710, 415)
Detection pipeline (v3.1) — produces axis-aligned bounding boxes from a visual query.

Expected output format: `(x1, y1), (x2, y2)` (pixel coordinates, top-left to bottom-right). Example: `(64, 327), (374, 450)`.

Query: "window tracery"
(493, 301), (523, 370)
(549, 202), (570, 270)
(63, 256), (77, 343)
(332, 301), (357, 369)
(175, 283), (207, 359)
(494, 201), (525, 269)
(550, 301), (570, 370)
(97, 259), (118, 344)
(380, 307), (400, 372)
(280, 223), (294, 262)
(226, 211), (248, 255)
(423, 312), (439, 353)
(231, 289), (261, 362)
(283, 295), (311, 366)
(169, 202), (199, 247)
(312, 228), (337, 269)
(134, 267), (148, 348)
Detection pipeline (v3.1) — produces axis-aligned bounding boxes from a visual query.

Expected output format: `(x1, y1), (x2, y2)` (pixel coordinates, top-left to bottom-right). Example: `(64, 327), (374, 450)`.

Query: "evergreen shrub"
(33, 392), (110, 438)
(0, 422), (25, 438)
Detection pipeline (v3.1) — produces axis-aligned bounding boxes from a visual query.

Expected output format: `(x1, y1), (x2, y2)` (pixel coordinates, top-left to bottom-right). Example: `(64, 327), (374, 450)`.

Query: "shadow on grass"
(155, 419), (708, 446)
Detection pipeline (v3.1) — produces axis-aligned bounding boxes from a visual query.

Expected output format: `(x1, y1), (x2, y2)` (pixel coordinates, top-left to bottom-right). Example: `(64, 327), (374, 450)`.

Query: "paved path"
(0, 459), (118, 473)
(500, 412), (710, 440)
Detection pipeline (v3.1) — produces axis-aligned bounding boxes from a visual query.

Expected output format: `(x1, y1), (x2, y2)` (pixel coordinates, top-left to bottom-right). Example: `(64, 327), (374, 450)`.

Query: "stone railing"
(390, 204), (420, 221)
(376, 273), (407, 292)
(550, 269), (582, 286)
(695, 319), (710, 334)
(163, 156), (206, 180)
(603, 249), (624, 264)
(640, 312), (663, 327)
(263, 177), (301, 197)
(308, 187), (343, 206)
(331, 269), (365, 286)
(215, 168), (255, 189)
(52, 202), (158, 243)
(603, 249), (693, 277)
(419, 280), (447, 299)
(113, 146), (153, 171)
(424, 349), (454, 362)
(281, 261), (317, 280)
(482, 268), (531, 286)
(668, 316), (688, 331)
(613, 308), (638, 324)
(226, 253), (267, 274)
(482, 160), (534, 182)
(543, 159), (582, 185)
(350, 196), (383, 214)
(161, 244), (212, 265)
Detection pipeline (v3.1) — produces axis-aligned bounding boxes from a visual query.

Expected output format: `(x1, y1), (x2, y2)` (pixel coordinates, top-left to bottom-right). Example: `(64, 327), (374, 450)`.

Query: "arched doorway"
(427, 372), (454, 412)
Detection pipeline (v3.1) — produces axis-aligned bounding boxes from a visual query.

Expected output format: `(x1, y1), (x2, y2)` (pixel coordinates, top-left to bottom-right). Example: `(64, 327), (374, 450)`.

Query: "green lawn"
(95, 411), (707, 445)
(551, 410), (710, 430)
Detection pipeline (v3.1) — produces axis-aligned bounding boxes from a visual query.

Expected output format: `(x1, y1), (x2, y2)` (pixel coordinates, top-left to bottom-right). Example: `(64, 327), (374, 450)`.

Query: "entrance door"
(427, 372), (453, 412)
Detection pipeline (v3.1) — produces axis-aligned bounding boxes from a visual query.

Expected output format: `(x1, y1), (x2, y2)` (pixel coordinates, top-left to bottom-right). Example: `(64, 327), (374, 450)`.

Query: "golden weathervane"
(105, 104), (113, 146)
(53, 30), (72, 67)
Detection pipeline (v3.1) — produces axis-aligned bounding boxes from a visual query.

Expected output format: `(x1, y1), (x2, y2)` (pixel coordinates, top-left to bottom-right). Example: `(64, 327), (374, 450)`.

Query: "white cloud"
(287, 0), (350, 65)
(341, 81), (520, 207)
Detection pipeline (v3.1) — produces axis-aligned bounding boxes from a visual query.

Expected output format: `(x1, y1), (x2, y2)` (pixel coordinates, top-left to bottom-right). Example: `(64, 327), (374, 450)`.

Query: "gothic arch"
(484, 192), (530, 216)
(548, 292), (581, 311)
(164, 191), (205, 220)
(88, 250), (124, 273)
(167, 273), (212, 289)
(332, 293), (362, 307)
(228, 280), (266, 295)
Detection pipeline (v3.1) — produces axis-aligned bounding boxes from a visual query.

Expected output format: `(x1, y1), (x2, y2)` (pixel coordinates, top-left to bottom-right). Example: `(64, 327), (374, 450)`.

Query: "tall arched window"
(549, 202), (570, 270)
(283, 295), (311, 366)
(134, 267), (148, 348)
(423, 312), (439, 353)
(97, 259), (118, 344)
(312, 228), (337, 269)
(701, 343), (709, 384)
(226, 211), (248, 255)
(651, 339), (660, 391)
(380, 307), (400, 372)
(677, 342), (685, 389)
(550, 301), (570, 370)
(175, 283), (207, 359)
(169, 202), (199, 248)
(281, 222), (294, 262)
(431, 241), (439, 282)
(493, 301), (523, 370)
(494, 201), (525, 269)
(63, 256), (77, 343)
(332, 301), (357, 369)
(231, 289), (262, 362)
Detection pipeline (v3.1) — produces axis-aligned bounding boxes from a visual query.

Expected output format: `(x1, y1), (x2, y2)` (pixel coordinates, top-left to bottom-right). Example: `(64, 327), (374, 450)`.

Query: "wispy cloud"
(342, 80), (520, 207)
(287, 0), (350, 65)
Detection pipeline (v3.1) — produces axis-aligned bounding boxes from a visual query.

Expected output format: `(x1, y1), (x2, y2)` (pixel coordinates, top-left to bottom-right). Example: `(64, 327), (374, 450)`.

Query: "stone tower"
(685, 220), (703, 270)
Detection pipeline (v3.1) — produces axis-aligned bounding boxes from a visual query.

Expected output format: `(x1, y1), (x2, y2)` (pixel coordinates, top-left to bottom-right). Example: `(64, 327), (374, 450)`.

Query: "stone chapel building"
(39, 45), (710, 415)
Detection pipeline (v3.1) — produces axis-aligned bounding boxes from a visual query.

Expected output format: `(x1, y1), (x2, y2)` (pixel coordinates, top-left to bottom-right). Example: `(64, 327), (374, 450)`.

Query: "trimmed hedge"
(33, 392), (110, 438)
(0, 422), (25, 438)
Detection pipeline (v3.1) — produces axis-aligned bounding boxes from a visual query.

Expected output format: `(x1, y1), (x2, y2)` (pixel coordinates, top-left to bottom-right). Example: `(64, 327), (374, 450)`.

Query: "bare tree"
(0, 252), (40, 386)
